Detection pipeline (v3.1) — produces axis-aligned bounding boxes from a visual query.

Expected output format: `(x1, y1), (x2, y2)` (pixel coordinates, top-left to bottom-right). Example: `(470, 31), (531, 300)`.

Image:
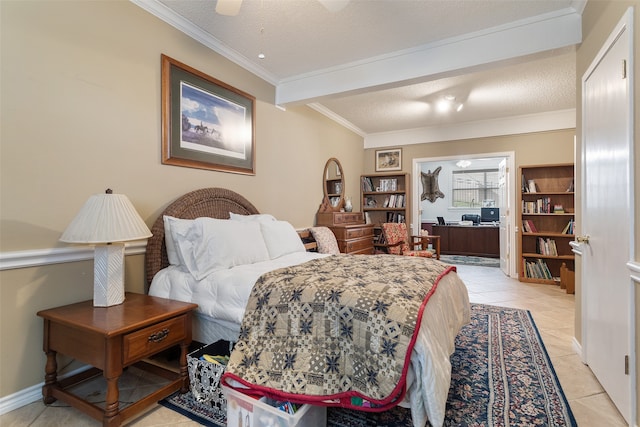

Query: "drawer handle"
(148, 328), (169, 343)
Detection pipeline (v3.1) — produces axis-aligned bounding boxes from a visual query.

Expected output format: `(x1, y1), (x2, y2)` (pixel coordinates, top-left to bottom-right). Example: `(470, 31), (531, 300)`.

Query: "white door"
(498, 158), (509, 275)
(581, 9), (633, 423)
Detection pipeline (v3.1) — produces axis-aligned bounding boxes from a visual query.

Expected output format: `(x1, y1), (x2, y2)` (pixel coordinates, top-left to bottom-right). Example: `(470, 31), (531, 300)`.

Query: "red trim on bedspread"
(221, 264), (457, 412)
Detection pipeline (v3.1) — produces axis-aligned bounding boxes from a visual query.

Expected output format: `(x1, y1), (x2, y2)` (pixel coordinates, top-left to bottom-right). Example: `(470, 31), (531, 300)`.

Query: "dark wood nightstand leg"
(42, 349), (57, 404)
(179, 341), (189, 393)
(103, 375), (120, 426)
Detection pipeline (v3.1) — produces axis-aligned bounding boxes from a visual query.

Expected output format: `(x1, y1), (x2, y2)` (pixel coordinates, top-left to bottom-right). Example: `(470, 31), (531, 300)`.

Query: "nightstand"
(37, 293), (198, 427)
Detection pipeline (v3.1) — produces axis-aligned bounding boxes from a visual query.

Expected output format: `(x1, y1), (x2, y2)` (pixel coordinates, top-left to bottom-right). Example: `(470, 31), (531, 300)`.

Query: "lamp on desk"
(60, 189), (152, 307)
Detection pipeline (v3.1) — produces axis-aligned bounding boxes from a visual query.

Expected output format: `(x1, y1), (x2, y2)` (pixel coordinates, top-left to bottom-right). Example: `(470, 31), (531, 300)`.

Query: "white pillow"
(260, 221), (306, 259)
(171, 217), (270, 280)
(163, 216), (195, 265)
(229, 212), (277, 223)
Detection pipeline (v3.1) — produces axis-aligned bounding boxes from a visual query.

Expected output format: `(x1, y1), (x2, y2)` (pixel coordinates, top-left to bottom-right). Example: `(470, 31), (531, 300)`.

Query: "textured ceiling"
(137, 0), (582, 140)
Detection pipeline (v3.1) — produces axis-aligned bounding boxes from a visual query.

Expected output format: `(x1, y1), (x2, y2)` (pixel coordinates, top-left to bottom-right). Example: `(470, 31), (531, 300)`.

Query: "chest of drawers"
(329, 223), (375, 255)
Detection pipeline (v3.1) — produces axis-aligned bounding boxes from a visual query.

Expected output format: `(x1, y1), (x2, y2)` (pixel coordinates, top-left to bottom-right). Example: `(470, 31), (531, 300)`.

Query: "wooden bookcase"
(361, 173), (410, 248)
(518, 163), (575, 286)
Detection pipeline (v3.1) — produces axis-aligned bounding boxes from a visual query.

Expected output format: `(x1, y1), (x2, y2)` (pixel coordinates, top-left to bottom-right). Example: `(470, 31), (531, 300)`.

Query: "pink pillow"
(309, 227), (340, 254)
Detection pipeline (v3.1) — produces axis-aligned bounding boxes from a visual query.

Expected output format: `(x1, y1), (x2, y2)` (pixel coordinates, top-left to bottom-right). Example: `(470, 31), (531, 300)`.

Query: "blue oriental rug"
(159, 304), (577, 426)
(439, 255), (500, 268)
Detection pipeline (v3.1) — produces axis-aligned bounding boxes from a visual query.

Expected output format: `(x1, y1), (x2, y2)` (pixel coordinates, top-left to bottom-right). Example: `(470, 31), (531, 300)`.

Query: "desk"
(432, 225), (499, 258)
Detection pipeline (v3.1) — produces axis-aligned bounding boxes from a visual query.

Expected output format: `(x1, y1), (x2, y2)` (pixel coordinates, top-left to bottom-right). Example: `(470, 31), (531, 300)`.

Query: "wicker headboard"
(145, 187), (259, 287)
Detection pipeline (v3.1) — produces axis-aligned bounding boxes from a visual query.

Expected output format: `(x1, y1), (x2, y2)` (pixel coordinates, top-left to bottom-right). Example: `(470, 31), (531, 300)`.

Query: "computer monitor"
(481, 207), (499, 222)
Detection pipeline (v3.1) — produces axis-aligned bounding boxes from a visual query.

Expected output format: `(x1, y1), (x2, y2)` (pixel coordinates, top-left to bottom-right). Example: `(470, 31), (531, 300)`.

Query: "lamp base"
(93, 244), (125, 307)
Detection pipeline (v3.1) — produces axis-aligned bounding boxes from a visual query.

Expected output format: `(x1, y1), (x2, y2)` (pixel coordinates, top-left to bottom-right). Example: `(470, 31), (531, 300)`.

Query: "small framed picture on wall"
(375, 148), (402, 172)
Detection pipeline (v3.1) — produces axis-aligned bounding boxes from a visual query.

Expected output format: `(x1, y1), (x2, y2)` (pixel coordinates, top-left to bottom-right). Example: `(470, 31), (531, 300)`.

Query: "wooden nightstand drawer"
(123, 315), (187, 364)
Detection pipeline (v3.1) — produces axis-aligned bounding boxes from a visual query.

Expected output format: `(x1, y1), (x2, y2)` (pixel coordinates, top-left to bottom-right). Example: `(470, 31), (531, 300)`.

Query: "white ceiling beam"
(364, 109), (577, 149)
(276, 10), (582, 106)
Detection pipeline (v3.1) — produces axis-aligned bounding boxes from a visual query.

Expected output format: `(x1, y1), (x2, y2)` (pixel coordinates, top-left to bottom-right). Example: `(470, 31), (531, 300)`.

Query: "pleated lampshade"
(60, 190), (152, 244)
(60, 189), (152, 307)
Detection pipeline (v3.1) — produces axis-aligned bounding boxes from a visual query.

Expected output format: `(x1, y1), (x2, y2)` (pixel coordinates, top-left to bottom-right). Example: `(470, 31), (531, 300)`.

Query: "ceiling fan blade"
(317, 0), (349, 13)
(216, 0), (242, 16)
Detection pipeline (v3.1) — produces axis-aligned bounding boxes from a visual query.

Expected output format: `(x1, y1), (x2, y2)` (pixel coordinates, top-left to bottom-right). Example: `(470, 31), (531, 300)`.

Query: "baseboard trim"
(0, 365), (90, 415)
(571, 336), (584, 363)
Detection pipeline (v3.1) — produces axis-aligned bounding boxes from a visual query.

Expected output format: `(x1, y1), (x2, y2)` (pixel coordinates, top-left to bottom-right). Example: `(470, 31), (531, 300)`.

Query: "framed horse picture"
(161, 54), (255, 175)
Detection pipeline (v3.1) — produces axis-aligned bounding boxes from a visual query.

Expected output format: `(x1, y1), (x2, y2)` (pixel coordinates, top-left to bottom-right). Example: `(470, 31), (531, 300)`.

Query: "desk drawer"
(123, 315), (187, 364)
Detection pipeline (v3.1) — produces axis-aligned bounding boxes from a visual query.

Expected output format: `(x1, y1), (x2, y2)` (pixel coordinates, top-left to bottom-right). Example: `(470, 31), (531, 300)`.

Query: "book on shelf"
(536, 237), (558, 256)
(522, 197), (554, 213)
(553, 204), (565, 213)
(522, 219), (537, 233)
(523, 258), (552, 280)
(528, 180), (537, 193)
(378, 178), (398, 192)
(566, 179), (574, 192)
(385, 212), (405, 223)
(561, 219), (574, 234)
(361, 177), (374, 192)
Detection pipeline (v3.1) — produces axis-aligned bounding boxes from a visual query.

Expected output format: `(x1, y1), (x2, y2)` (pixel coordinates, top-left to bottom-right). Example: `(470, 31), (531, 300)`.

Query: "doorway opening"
(412, 152), (516, 277)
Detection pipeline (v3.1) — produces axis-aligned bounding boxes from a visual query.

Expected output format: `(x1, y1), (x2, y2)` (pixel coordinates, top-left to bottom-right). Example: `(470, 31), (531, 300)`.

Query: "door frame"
(411, 151), (516, 277)
(579, 7), (635, 423)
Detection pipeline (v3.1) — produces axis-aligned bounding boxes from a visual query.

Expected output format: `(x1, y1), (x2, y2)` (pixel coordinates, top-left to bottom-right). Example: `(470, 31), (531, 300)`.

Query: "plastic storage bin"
(222, 385), (327, 427)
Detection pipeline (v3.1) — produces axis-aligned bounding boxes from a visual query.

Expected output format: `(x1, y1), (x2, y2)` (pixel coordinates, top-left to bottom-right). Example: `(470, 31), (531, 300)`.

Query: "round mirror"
(322, 158), (344, 211)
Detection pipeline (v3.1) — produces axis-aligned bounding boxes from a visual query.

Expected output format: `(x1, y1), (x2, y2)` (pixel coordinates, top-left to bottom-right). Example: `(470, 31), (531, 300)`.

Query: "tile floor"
(1, 264), (628, 426)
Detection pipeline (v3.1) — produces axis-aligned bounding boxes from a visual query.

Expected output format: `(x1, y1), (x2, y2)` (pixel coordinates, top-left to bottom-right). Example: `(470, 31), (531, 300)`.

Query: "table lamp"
(60, 189), (152, 307)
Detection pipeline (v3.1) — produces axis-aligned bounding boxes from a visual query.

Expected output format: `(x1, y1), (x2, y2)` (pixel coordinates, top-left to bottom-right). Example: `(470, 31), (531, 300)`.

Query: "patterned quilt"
(221, 254), (455, 411)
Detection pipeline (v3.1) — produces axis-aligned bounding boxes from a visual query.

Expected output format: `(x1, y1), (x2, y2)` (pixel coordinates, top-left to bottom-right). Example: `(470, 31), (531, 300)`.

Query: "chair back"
(381, 222), (410, 255)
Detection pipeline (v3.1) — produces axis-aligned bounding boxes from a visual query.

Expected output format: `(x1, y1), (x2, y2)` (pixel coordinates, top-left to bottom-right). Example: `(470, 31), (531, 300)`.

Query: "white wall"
(418, 157), (505, 223)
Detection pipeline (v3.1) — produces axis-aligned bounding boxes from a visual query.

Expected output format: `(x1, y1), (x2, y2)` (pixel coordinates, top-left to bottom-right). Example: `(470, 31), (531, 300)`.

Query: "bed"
(146, 187), (470, 427)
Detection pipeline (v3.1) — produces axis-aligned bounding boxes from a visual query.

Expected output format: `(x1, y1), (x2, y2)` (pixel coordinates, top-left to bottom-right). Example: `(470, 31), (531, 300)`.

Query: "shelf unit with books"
(361, 173), (409, 248)
(518, 163), (575, 287)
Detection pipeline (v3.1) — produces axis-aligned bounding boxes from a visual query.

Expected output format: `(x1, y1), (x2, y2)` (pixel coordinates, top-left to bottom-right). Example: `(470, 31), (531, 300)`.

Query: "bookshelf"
(361, 173), (410, 248)
(518, 164), (575, 288)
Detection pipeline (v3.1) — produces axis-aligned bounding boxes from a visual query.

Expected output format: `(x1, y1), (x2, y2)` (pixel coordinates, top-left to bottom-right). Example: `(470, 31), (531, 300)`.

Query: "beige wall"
(0, 1), (363, 397)
(576, 1), (640, 424)
(2, 0), (636, 415)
